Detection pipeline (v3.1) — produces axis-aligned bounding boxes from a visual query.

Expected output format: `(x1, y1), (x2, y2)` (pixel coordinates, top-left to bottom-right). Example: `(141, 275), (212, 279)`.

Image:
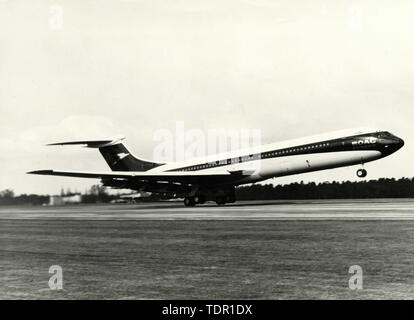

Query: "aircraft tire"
(215, 196), (226, 206)
(184, 197), (196, 207)
(194, 195), (206, 204)
(226, 195), (236, 203)
(357, 168), (367, 178)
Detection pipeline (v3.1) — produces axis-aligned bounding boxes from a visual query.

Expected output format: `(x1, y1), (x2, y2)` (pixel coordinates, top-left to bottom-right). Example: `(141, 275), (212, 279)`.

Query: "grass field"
(1, 206), (414, 299)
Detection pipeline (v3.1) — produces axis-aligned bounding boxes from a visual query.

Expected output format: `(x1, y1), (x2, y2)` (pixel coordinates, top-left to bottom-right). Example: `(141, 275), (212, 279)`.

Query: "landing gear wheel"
(184, 197), (196, 207)
(226, 195), (236, 203)
(357, 168), (367, 178)
(194, 195), (206, 205)
(215, 196), (226, 206)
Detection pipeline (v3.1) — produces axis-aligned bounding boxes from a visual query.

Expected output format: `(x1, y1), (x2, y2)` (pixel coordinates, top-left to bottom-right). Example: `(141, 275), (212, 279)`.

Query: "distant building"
(49, 194), (82, 206)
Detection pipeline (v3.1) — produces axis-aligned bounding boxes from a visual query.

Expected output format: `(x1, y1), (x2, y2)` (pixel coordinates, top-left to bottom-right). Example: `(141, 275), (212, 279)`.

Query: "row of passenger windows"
(261, 143), (330, 158)
(181, 160), (233, 171)
(180, 142), (331, 171)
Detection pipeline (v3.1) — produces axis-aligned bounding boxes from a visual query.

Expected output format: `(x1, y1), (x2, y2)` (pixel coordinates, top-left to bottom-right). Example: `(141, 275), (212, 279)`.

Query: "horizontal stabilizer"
(47, 135), (125, 148)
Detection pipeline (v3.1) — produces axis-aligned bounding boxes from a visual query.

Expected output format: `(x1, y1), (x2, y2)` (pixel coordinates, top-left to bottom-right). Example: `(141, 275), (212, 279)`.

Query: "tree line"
(235, 178), (414, 200)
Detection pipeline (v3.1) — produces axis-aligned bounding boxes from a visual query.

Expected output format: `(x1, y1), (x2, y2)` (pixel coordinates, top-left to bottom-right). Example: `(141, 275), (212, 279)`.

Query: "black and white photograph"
(1, 0), (413, 311)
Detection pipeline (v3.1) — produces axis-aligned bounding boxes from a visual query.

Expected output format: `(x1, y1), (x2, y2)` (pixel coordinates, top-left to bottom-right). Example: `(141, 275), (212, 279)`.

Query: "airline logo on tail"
(113, 152), (130, 165)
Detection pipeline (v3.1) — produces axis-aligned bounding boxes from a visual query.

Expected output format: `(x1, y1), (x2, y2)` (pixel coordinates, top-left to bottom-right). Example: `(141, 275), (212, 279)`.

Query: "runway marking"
(2, 200), (414, 220)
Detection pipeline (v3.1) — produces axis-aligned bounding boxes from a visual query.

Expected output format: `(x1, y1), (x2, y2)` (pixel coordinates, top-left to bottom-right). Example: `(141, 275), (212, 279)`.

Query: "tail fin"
(47, 135), (163, 171)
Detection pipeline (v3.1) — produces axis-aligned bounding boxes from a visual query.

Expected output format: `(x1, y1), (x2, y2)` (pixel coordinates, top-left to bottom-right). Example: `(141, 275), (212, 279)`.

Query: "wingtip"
(26, 170), (53, 175)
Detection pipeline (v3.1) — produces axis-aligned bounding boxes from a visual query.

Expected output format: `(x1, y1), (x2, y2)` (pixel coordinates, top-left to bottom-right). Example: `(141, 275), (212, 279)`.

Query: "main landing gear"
(357, 168), (367, 178)
(183, 193), (236, 207)
(215, 194), (236, 206)
(183, 195), (206, 207)
(184, 197), (196, 207)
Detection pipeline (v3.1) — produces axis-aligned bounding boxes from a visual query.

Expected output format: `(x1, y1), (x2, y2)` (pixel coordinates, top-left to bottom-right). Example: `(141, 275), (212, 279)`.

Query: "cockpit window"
(378, 131), (393, 138)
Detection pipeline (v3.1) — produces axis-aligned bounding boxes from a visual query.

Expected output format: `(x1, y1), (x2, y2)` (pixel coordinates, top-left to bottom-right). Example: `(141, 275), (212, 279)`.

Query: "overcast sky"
(1, 0), (413, 195)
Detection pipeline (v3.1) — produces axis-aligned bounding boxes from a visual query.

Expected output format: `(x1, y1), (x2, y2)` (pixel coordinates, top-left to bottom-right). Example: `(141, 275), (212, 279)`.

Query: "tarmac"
(1, 199), (414, 220)
(1, 199), (414, 299)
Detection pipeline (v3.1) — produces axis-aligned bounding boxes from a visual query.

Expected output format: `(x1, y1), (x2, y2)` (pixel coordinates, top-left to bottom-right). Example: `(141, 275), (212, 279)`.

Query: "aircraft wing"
(27, 169), (245, 185)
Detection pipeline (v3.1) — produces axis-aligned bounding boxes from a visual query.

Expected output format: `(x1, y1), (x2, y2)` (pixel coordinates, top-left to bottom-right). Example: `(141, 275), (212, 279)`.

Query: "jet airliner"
(28, 128), (404, 206)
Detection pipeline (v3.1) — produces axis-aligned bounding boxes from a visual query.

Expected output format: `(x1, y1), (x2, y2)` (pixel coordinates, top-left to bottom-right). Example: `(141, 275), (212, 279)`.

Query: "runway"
(1, 199), (414, 299)
(1, 199), (414, 220)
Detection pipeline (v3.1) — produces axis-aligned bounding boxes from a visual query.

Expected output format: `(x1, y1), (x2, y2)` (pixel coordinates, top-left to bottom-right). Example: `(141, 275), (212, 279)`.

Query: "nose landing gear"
(357, 168), (367, 178)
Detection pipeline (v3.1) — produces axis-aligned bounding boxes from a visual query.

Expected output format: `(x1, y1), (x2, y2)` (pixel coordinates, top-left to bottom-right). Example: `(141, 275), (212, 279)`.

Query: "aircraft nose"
(387, 135), (404, 152)
(380, 134), (404, 154)
(397, 137), (404, 149)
